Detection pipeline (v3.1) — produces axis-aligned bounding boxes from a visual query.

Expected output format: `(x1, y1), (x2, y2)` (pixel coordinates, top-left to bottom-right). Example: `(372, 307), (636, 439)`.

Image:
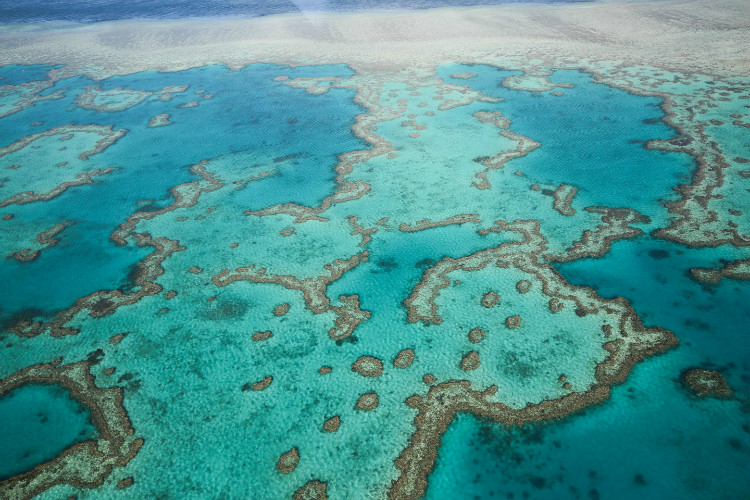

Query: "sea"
(0, 2), (748, 500)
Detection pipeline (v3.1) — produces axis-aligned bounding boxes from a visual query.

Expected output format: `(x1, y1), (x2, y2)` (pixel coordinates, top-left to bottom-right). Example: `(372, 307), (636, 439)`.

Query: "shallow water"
(0, 383), (96, 480)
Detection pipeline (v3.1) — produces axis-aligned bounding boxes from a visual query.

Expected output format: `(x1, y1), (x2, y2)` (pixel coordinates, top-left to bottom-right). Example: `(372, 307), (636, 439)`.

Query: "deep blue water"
(0, 0), (592, 24)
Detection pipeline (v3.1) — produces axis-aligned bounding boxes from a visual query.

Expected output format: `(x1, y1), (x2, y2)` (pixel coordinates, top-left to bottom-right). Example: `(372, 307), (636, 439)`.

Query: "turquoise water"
(0, 383), (96, 480)
(0, 62), (364, 325)
(0, 58), (748, 500)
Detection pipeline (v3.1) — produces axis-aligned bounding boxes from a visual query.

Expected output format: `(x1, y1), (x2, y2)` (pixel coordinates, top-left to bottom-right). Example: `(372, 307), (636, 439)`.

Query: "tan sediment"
(328, 294), (371, 341)
(213, 252), (368, 314)
(273, 303), (290, 316)
(480, 291), (500, 308)
(545, 207), (649, 263)
(516, 280), (531, 294)
(689, 258), (750, 284)
(459, 351), (480, 371)
(214, 253), (371, 342)
(352, 355), (384, 377)
(111, 160), (223, 246)
(505, 315), (522, 329)
(323, 416), (341, 432)
(399, 214), (481, 232)
(355, 392), (380, 411)
(680, 368), (733, 398)
(277, 447), (300, 474)
(252, 330), (273, 342)
(468, 328), (486, 343)
(293, 480), (328, 500)
(552, 183), (578, 216)
(471, 110), (540, 174)
(393, 348), (415, 369)
(0, 361), (142, 500)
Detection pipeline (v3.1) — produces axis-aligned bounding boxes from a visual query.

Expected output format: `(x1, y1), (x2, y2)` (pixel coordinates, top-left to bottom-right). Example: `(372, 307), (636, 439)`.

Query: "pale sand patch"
(0, 0), (747, 78)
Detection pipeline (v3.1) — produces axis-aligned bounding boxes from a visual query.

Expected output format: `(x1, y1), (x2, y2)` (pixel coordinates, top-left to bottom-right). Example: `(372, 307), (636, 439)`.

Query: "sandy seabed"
(0, 0), (747, 79)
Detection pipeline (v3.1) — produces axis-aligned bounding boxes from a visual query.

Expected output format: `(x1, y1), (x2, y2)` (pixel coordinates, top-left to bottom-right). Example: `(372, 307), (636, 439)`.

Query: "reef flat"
(0, 1), (748, 499)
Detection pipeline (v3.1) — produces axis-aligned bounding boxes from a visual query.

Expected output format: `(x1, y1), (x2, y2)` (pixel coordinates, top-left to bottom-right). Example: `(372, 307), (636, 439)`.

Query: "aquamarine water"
(0, 36), (748, 500)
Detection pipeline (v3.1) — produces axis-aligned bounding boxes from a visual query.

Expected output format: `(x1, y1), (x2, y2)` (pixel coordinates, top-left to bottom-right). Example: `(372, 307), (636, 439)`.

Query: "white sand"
(0, 0), (747, 78)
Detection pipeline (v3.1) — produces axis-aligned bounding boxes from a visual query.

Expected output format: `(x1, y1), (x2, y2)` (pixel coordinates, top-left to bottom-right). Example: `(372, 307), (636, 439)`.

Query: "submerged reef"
(0, 56), (747, 500)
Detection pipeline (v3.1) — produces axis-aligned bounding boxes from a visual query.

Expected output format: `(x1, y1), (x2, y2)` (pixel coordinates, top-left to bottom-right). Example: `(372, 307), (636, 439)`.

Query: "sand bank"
(0, 0), (747, 78)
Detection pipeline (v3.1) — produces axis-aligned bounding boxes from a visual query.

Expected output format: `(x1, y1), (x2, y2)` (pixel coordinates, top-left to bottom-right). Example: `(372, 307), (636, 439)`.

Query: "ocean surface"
(0, 3), (748, 500)
(0, 0), (593, 24)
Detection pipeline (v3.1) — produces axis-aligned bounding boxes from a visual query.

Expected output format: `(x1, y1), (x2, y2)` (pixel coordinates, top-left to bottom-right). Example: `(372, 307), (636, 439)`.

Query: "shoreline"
(0, 0), (747, 78)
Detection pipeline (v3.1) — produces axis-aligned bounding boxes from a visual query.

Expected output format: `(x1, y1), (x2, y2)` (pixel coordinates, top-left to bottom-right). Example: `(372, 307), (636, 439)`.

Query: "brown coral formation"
(148, 113), (173, 127)
(516, 280), (532, 294)
(459, 351), (480, 371)
(468, 328), (486, 343)
(480, 291), (500, 308)
(391, 219), (679, 500)
(116, 477), (134, 489)
(318, 366), (332, 375)
(252, 330), (273, 342)
(393, 349), (415, 369)
(551, 183), (578, 216)
(276, 447), (300, 474)
(355, 392), (380, 411)
(273, 303), (290, 316)
(323, 416), (341, 432)
(689, 258), (750, 284)
(328, 294), (371, 341)
(505, 315), (522, 329)
(250, 376), (273, 391)
(548, 298), (564, 313)
(0, 361), (142, 500)
(352, 356), (383, 378)
(545, 207), (649, 263)
(681, 368), (733, 399)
